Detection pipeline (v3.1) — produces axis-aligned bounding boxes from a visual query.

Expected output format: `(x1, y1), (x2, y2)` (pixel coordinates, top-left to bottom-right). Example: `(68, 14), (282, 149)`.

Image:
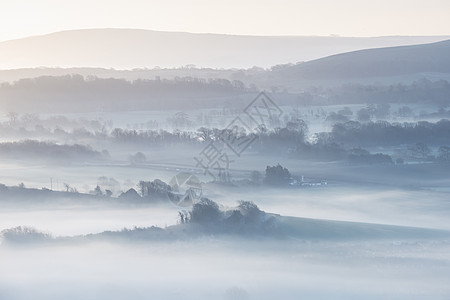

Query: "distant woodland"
(0, 75), (254, 112)
(1, 75), (450, 113)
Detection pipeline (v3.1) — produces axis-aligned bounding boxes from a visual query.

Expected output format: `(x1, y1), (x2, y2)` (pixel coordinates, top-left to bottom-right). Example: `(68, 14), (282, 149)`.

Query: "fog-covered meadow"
(1, 236), (450, 300)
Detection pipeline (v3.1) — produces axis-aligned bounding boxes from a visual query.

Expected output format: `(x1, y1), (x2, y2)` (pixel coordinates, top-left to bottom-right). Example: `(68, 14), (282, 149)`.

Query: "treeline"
(3, 75), (449, 113)
(0, 140), (109, 162)
(329, 119), (450, 146)
(2, 112), (112, 131)
(4, 115), (450, 165)
(295, 79), (450, 106)
(0, 74), (254, 112)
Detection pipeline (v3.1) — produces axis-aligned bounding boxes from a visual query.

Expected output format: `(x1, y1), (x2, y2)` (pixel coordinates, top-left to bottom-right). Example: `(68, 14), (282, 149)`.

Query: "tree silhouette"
(263, 164), (292, 186)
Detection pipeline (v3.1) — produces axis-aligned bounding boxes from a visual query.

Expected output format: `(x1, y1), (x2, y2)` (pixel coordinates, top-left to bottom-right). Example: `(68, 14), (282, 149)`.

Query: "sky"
(0, 0), (449, 42)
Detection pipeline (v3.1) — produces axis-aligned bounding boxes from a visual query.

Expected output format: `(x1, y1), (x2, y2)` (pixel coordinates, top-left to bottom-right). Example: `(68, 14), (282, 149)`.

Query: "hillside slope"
(274, 39), (450, 80)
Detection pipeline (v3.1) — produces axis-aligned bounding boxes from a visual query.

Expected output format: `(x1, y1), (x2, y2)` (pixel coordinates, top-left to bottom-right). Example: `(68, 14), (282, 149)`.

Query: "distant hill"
(272, 39), (450, 81)
(0, 28), (448, 69)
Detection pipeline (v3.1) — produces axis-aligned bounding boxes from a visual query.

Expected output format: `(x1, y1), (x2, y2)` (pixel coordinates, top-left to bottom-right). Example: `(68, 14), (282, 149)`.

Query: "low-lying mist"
(1, 237), (449, 300)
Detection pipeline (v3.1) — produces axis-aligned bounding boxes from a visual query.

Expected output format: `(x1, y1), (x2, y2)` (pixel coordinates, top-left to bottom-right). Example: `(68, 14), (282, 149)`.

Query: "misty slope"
(274, 39), (450, 80)
(0, 28), (448, 69)
(161, 216), (450, 240)
(277, 216), (449, 240)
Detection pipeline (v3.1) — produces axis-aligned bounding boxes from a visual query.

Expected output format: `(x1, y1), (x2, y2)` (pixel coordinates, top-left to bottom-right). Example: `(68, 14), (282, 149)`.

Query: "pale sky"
(0, 0), (449, 42)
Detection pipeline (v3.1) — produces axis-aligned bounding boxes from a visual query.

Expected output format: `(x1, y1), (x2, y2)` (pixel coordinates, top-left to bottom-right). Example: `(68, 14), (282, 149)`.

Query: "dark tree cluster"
(255, 119), (308, 152)
(138, 179), (172, 201)
(263, 164), (292, 186)
(179, 199), (276, 235)
(1, 226), (51, 244)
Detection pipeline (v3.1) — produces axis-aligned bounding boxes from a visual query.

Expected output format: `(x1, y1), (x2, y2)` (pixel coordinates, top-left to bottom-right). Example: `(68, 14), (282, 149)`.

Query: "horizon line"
(1, 27), (450, 44)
